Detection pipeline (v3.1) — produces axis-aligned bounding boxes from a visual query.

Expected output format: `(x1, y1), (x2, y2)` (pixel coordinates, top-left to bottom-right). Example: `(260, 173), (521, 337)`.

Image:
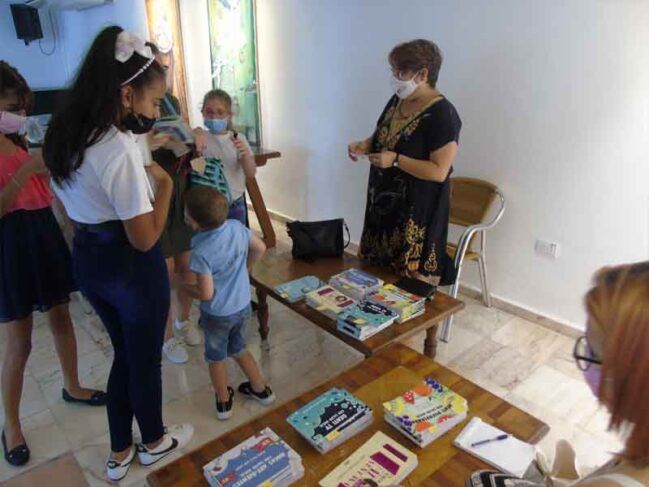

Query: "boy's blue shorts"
(199, 305), (251, 362)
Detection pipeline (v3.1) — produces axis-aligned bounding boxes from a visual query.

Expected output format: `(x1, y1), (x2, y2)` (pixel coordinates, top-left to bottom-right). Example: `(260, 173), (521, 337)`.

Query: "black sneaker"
(216, 387), (234, 420)
(238, 382), (276, 406)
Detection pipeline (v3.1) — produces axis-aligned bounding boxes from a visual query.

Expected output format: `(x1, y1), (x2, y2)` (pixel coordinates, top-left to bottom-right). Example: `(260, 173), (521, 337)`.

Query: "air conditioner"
(8, 0), (115, 10)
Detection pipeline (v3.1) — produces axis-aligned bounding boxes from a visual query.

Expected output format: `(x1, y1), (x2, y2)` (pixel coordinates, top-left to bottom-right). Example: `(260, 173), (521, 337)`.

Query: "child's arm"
(232, 133), (257, 179)
(247, 233), (266, 271)
(181, 271), (215, 301)
(0, 149), (46, 218)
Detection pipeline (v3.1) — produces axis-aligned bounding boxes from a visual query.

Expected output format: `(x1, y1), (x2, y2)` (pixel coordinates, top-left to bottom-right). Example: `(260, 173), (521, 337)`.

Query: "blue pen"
(471, 434), (509, 448)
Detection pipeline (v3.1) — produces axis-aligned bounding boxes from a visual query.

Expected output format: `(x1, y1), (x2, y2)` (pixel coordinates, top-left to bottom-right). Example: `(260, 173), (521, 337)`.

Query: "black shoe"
(216, 387), (234, 420)
(62, 388), (107, 406)
(2, 431), (30, 467)
(238, 382), (276, 406)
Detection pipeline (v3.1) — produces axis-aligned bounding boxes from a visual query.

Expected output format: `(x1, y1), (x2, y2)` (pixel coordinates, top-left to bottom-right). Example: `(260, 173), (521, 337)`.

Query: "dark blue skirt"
(0, 207), (76, 323)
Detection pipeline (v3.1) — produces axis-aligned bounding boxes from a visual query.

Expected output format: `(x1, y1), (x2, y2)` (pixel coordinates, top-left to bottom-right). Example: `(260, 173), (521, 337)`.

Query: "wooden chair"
(440, 177), (505, 342)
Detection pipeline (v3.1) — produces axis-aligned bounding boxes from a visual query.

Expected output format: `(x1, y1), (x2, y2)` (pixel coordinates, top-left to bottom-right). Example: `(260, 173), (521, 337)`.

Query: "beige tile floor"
(0, 217), (622, 486)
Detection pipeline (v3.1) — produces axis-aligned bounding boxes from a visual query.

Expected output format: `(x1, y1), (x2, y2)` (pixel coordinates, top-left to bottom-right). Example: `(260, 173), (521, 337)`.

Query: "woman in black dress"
(348, 39), (461, 286)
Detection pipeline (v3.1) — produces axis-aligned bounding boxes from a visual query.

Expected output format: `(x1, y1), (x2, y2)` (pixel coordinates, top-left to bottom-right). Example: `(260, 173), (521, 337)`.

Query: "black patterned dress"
(359, 95), (461, 286)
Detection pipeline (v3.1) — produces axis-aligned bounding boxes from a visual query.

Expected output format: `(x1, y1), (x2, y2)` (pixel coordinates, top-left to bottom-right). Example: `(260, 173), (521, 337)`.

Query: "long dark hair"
(0, 60), (33, 150)
(44, 26), (165, 184)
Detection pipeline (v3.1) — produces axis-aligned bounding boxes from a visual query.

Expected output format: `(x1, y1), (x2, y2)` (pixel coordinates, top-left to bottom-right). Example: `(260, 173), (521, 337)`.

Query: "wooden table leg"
(246, 177), (276, 248)
(256, 287), (270, 342)
(423, 324), (439, 359)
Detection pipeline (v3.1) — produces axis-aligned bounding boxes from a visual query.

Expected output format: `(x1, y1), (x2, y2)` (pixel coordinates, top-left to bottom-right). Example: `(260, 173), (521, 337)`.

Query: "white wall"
(0, 1), (148, 88)
(253, 0), (649, 329)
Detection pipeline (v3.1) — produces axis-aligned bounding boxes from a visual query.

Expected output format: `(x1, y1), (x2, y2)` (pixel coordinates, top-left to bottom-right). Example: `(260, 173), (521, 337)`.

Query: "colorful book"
(329, 269), (384, 302)
(190, 157), (233, 202)
(383, 378), (468, 448)
(336, 301), (398, 340)
(203, 427), (304, 487)
(274, 276), (324, 303)
(367, 284), (426, 323)
(287, 388), (372, 454)
(319, 431), (418, 487)
(306, 286), (357, 320)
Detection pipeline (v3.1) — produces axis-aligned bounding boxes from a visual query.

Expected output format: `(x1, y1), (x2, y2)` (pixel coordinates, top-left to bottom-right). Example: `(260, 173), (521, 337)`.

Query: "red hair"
(585, 261), (649, 463)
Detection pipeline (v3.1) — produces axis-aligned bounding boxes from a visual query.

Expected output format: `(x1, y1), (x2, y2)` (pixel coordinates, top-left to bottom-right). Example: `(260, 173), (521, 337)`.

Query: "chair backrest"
(450, 177), (499, 227)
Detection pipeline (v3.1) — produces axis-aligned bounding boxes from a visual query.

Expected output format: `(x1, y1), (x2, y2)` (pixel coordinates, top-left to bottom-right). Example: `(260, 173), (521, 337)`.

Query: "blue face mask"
(204, 118), (228, 134)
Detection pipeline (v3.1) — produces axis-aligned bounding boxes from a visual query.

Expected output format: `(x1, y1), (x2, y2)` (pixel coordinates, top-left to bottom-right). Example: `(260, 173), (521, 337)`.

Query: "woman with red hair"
(468, 261), (649, 486)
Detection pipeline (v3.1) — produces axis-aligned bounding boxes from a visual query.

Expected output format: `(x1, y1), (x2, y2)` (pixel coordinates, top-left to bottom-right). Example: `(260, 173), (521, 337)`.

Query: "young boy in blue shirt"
(181, 186), (274, 419)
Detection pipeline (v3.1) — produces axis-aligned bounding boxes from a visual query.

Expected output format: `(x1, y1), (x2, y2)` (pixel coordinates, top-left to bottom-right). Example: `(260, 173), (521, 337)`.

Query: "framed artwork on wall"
(206, 0), (262, 146)
(145, 0), (190, 120)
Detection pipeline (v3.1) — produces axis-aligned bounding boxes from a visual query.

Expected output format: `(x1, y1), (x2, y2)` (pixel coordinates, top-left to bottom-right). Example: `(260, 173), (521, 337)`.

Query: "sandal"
(2, 431), (30, 467)
(62, 389), (107, 406)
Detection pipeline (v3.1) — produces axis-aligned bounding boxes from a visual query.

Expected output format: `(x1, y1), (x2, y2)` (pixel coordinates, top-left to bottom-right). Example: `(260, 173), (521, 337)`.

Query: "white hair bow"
(115, 31), (153, 63)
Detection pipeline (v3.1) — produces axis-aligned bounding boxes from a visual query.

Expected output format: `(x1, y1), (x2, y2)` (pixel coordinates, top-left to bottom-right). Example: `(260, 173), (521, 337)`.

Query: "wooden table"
(250, 249), (465, 359)
(147, 343), (549, 487)
(247, 148), (282, 248)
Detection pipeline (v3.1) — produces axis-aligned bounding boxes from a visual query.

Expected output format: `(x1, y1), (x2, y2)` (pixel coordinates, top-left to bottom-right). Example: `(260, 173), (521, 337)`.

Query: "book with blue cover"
(336, 301), (398, 341)
(287, 388), (373, 453)
(274, 276), (324, 303)
(202, 427), (304, 487)
(190, 157), (233, 203)
(329, 269), (384, 301)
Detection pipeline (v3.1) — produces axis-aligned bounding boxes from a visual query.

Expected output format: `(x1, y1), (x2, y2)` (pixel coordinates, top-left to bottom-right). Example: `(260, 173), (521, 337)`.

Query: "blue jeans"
(73, 222), (169, 452)
(199, 305), (251, 362)
(227, 195), (247, 225)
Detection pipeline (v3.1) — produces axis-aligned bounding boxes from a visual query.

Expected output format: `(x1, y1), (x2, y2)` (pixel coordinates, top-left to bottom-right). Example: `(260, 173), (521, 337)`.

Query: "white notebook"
(453, 417), (536, 478)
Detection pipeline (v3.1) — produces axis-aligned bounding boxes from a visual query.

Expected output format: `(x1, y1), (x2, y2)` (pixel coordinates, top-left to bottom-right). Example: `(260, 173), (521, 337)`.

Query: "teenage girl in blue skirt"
(44, 28), (193, 482)
(0, 61), (107, 467)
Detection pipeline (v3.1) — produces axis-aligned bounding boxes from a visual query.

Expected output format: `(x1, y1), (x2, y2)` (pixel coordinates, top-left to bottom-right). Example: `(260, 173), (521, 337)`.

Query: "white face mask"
(391, 72), (422, 99)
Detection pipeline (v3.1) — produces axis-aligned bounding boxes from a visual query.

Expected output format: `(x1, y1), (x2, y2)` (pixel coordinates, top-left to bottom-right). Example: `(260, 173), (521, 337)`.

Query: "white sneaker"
(175, 319), (202, 346)
(106, 445), (136, 482)
(163, 337), (188, 364)
(136, 424), (194, 467)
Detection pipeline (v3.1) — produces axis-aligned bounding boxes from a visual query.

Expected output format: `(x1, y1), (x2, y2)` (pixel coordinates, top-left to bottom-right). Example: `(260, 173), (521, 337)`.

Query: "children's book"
(203, 427), (304, 487)
(274, 276), (324, 303)
(319, 431), (418, 487)
(287, 388), (372, 453)
(336, 301), (398, 340)
(306, 286), (357, 320)
(383, 377), (468, 448)
(368, 284), (426, 323)
(329, 269), (384, 301)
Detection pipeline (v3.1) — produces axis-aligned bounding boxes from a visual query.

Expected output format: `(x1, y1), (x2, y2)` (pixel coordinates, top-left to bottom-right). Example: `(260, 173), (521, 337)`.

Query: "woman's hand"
(23, 149), (47, 176)
(192, 127), (207, 156)
(348, 140), (369, 161)
(369, 151), (397, 169)
(150, 132), (175, 151)
(232, 136), (252, 158)
(145, 162), (172, 190)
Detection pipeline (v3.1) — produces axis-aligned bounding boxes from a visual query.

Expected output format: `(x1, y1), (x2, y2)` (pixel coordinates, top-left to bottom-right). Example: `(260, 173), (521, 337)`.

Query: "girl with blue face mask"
(199, 89), (256, 224)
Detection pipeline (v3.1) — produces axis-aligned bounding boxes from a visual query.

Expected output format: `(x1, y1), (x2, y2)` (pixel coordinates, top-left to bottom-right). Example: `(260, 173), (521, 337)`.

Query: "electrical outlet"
(535, 239), (560, 259)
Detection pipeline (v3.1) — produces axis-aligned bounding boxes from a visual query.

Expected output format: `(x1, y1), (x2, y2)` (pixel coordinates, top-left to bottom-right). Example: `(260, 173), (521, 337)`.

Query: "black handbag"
(286, 219), (350, 261)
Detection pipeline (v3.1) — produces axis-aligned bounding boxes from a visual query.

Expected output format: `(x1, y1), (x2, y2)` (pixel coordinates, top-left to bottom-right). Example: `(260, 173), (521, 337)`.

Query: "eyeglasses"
(573, 336), (602, 371)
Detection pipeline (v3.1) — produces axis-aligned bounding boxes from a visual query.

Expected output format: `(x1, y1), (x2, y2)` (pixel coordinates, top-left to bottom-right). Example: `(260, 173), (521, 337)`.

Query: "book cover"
(203, 427), (303, 487)
(338, 301), (398, 329)
(368, 284), (425, 322)
(275, 276), (324, 303)
(330, 269), (383, 293)
(383, 378), (468, 441)
(287, 388), (372, 450)
(319, 431), (418, 487)
(190, 157), (233, 202)
(306, 286), (356, 318)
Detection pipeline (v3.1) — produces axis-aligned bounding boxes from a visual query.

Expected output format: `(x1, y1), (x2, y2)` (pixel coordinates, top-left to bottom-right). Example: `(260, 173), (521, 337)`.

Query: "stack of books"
(383, 377), (468, 448)
(319, 431), (418, 487)
(329, 269), (384, 302)
(368, 284), (426, 323)
(287, 388), (373, 454)
(203, 427), (304, 487)
(305, 286), (356, 320)
(274, 275), (324, 303)
(336, 300), (398, 341)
